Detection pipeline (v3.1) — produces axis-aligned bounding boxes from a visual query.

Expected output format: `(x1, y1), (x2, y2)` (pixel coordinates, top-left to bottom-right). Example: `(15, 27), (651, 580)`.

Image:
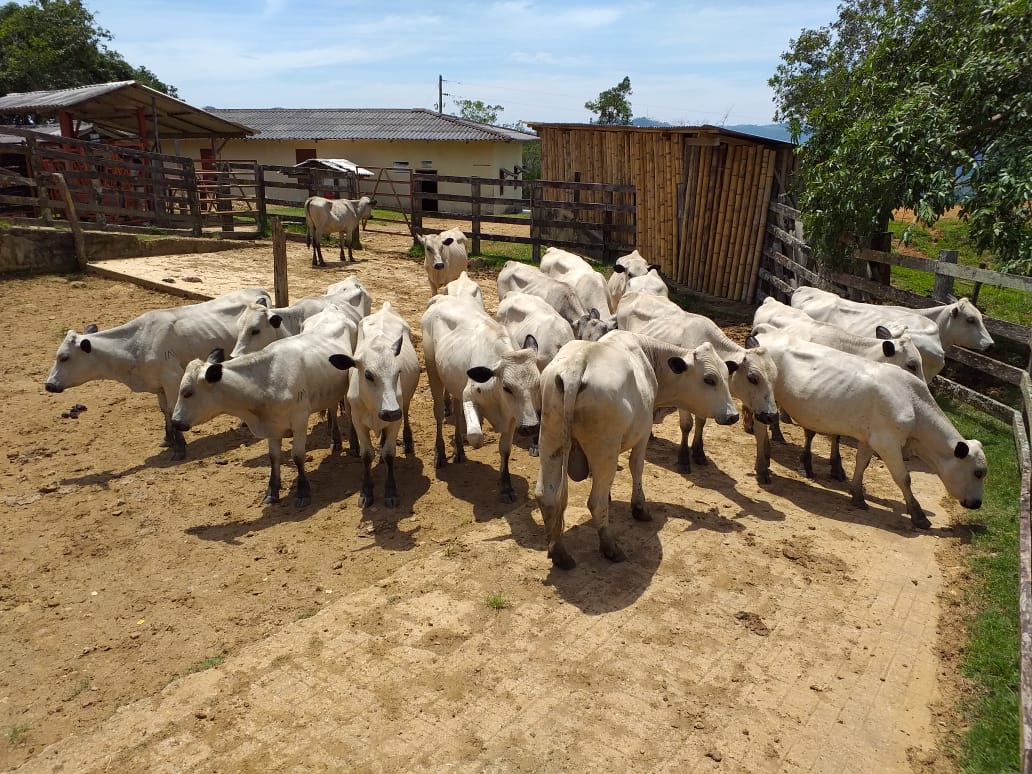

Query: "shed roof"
(526, 122), (795, 148)
(207, 108), (538, 143)
(0, 81), (254, 140)
(294, 158), (373, 177)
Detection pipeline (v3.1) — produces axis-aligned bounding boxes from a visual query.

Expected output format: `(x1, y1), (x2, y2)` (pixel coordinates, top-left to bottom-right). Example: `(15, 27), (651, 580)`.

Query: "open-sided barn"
(528, 123), (797, 302)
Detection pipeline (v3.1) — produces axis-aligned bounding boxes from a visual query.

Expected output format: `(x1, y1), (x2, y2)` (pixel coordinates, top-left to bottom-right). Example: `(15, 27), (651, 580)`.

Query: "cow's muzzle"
(44, 381), (63, 393)
(962, 498), (982, 509)
(378, 409), (402, 422)
(171, 419), (191, 432)
(517, 423), (539, 437)
(716, 412), (740, 426)
(754, 411), (778, 425)
(433, 261), (445, 269)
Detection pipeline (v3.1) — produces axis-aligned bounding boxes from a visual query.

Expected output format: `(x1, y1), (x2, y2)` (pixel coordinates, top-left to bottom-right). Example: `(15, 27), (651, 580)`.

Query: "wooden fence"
(409, 174), (636, 263)
(757, 201), (1032, 771)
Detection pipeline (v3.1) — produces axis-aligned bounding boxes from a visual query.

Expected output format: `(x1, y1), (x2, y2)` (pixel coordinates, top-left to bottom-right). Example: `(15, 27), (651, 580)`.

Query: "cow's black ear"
(612, 264), (627, 274)
(391, 336), (403, 356)
(523, 334), (539, 352)
(648, 263), (661, 272)
(589, 308), (601, 320)
(667, 356), (688, 374)
(875, 325), (892, 339)
(329, 354), (356, 371)
(269, 314), (283, 329)
(255, 297), (269, 307)
(207, 348), (225, 364)
(744, 335), (760, 349)
(954, 441), (970, 459)
(725, 360), (739, 374)
(79, 338), (92, 353)
(370, 198), (378, 206)
(951, 306), (959, 318)
(204, 363), (223, 383)
(84, 323), (99, 334)
(442, 237), (454, 246)
(467, 366), (494, 384)
(882, 340), (897, 357)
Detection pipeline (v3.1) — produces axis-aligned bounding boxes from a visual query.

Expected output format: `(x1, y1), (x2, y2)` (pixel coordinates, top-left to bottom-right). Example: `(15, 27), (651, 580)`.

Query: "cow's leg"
(535, 405), (575, 569)
(401, 404), (415, 456)
(801, 429), (817, 478)
(690, 413), (708, 466)
(290, 420), (311, 507)
(585, 450), (625, 563)
(742, 406), (754, 434)
(313, 232), (326, 267)
(345, 226), (356, 262)
(676, 409), (693, 473)
(452, 395), (467, 464)
(849, 443), (873, 511)
(339, 229), (348, 262)
(754, 421), (772, 484)
(497, 425), (516, 503)
(829, 435), (847, 481)
(381, 422), (401, 508)
(628, 438), (650, 522)
(158, 391), (173, 448)
(354, 419), (375, 507)
(770, 414), (786, 443)
(265, 438), (283, 503)
(874, 440), (930, 529)
(425, 361), (448, 468)
(327, 405), (342, 453)
(160, 382), (187, 460)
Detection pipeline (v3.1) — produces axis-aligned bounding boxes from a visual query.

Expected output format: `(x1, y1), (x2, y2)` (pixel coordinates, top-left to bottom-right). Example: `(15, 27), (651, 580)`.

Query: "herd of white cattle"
(44, 239), (993, 570)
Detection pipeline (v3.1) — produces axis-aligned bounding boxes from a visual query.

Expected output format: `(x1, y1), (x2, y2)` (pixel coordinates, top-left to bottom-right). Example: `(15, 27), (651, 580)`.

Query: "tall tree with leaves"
(0, 0), (177, 103)
(585, 76), (632, 125)
(453, 98), (504, 125)
(770, 0), (1031, 275)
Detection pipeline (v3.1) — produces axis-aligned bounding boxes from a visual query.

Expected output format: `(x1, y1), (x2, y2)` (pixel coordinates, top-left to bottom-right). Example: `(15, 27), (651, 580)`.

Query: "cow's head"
(948, 298), (994, 351)
(664, 341), (739, 426)
(572, 308), (617, 342)
(331, 332), (411, 423)
(729, 347), (778, 424)
(171, 349), (230, 431)
(44, 323), (101, 393)
(466, 338), (541, 436)
(231, 303), (288, 358)
(939, 438), (987, 509)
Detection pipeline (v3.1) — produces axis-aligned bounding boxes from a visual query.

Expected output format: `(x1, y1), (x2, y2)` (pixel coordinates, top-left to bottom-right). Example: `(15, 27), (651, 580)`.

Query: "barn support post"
(934, 249), (959, 302)
(530, 181), (542, 263)
(471, 179), (481, 256)
(271, 217), (289, 307)
(216, 162), (234, 233)
(254, 162), (267, 234)
(411, 180), (423, 247)
(183, 161), (203, 237)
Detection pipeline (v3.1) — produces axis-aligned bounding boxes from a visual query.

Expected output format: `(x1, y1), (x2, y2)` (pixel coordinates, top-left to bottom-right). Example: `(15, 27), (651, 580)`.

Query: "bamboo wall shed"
(527, 123), (797, 301)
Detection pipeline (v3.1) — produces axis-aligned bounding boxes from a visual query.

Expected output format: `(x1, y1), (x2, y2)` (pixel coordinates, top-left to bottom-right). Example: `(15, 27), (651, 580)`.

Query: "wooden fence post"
(411, 181), (423, 247)
(934, 249), (959, 302)
(530, 181), (541, 263)
(42, 172), (86, 270)
(271, 217), (289, 307)
(183, 161), (202, 237)
(471, 179), (481, 256)
(254, 162), (267, 235)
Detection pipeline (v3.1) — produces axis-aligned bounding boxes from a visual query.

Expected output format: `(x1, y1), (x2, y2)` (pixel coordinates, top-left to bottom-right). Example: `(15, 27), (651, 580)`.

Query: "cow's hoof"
(602, 543), (627, 563)
(159, 439), (171, 448)
(434, 454), (447, 469)
(358, 492), (374, 508)
(676, 461), (692, 475)
(170, 448), (186, 461)
(631, 504), (652, 522)
(851, 494), (869, 510)
(911, 513), (931, 530)
(549, 546), (576, 571)
(295, 495), (311, 508)
(528, 444), (540, 458)
(500, 489), (517, 504)
(384, 495), (399, 508)
(403, 443), (415, 456)
(831, 466), (847, 482)
(692, 452), (709, 466)
(756, 471), (771, 485)
(263, 494), (279, 504)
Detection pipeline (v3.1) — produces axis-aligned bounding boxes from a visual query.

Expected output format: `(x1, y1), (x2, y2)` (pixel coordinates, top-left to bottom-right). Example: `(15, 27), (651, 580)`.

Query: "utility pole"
(438, 75), (444, 114)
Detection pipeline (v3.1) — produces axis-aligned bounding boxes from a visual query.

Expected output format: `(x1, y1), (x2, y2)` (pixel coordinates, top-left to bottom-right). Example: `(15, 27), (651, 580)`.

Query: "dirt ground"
(1, 221), (974, 772)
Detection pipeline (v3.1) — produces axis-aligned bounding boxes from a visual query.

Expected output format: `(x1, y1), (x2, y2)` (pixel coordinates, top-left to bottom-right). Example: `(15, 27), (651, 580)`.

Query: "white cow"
(45, 287), (270, 460)
(171, 311), (356, 507)
(535, 331), (740, 569)
(616, 291), (779, 472)
(418, 228), (469, 295)
(421, 295), (541, 503)
(328, 302), (419, 508)
(791, 286), (994, 378)
(496, 260), (614, 341)
(539, 247), (613, 314)
(496, 292), (575, 373)
(441, 270), (484, 308)
(607, 249), (660, 308)
(748, 329), (986, 529)
(304, 195), (377, 265)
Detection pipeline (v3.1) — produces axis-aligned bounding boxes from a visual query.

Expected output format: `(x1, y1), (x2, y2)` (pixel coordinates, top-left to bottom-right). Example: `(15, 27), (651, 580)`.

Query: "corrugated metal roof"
(294, 158), (373, 177)
(0, 81), (254, 140)
(208, 108), (538, 143)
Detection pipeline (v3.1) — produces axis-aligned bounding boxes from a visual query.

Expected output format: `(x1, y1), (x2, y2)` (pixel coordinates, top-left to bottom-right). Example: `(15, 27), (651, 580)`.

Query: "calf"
(616, 291), (778, 472)
(536, 331), (739, 569)
(421, 295), (541, 503)
(45, 287), (270, 460)
(607, 249), (660, 308)
(419, 228), (469, 295)
(304, 195), (377, 265)
(329, 302), (419, 507)
(539, 247), (613, 314)
(171, 311), (356, 506)
(748, 330), (986, 529)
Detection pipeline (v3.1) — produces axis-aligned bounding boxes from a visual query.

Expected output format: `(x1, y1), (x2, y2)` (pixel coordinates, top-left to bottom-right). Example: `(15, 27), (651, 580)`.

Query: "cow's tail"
(554, 354), (590, 482)
(304, 198), (313, 248)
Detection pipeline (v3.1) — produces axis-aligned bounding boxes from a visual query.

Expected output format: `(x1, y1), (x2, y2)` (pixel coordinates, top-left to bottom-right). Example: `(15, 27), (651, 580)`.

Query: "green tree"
(585, 76), (632, 125)
(453, 98), (503, 125)
(770, 0), (1032, 275)
(0, 0), (177, 104)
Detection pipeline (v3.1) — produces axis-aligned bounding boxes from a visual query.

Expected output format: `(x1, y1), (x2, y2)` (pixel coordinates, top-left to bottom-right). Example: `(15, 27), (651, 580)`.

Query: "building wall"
(174, 138), (528, 215)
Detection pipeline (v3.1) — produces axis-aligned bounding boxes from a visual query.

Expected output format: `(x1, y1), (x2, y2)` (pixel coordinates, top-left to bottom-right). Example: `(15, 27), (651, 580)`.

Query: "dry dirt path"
(1, 231), (967, 772)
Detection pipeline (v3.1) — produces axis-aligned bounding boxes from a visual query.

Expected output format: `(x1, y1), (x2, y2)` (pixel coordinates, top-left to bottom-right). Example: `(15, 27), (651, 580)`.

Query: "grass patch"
(485, 592), (510, 610)
(297, 609), (317, 620)
(5, 724), (28, 746)
(939, 397), (1022, 772)
(186, 652), (227, 674)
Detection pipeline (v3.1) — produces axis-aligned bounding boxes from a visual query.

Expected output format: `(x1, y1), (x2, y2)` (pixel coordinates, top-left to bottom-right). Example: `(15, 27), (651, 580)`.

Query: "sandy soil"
(0, 222), (971, 772)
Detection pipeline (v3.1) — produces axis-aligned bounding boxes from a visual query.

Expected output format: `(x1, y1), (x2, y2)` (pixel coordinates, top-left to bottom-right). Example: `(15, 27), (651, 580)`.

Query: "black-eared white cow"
(607, 249), (660, 308)
(535, 331), (739, 569)
(421, 295), (541, 503)
(45, 287), (270, 460)
(304, 195), (377, 265)
(747, 329), (986, 529)
(329, 302), (419, 508)
(419, 228), (469, 295)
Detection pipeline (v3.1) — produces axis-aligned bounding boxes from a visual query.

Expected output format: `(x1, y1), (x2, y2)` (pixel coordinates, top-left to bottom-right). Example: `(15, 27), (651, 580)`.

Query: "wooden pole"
(43, 172), (86, 271)
(934, 249), (959, 302)
(271, 217), (289, 307)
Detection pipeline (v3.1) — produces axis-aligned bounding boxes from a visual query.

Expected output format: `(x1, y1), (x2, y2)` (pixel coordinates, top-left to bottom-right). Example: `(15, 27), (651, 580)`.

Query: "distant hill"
(630, 117), (800, 143)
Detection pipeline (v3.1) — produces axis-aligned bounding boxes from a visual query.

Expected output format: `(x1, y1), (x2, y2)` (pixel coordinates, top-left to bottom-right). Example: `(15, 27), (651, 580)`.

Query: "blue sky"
(85, 0), (842, 126)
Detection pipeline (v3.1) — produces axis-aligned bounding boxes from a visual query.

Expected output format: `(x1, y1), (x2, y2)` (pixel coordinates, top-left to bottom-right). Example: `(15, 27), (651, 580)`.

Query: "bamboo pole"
(729, 145), (760, 299)
(717, 145), (744, 297)
(723, 144), (753, 297)
(705, 144), (731, 295)
(688, 145), (711, 290)
(745, 149), (778, 302)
